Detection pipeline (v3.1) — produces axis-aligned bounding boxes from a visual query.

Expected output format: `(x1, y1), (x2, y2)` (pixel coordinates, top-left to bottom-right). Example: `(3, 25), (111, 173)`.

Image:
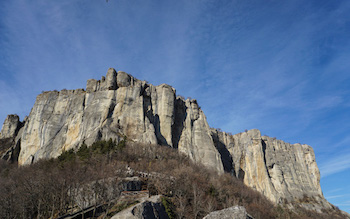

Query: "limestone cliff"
(1, 68), (223, 173)
(0, 114), (23, 162)
(211, 129), (332, 212)
(0, 68), (334, 212)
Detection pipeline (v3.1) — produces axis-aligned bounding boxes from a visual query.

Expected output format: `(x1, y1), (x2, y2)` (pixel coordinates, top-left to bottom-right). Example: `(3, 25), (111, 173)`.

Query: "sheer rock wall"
(211, 128), (332, 211)
(1, 68), (223, 173)
(0, 68), (334, 211)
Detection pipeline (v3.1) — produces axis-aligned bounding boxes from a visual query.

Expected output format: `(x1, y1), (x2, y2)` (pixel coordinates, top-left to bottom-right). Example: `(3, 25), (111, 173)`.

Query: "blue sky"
(1, 0), (350, 213)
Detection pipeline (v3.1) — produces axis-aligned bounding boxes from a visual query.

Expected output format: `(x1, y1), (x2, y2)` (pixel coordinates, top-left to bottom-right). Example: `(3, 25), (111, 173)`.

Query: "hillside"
(0, 140), (346, 218)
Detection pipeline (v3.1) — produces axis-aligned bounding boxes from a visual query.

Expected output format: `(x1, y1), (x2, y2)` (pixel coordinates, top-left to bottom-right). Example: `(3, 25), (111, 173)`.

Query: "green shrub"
(58, 148), (75, 163)
(208, 184), (218, 197)
(117, 136), (126, 151)
(91, 138), (118, 154)
(161, 196), (176, 219)
(76, 143), (90, 160)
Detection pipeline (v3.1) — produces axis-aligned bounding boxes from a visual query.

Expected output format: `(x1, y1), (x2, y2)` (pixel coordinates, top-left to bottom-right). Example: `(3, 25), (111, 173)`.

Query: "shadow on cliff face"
(0, 137), (20, 163)
(261, 140), (272, 179)
(238, 168), (245, 181)
(142, 90), (168, 146)
(172, 98), (187, 149)
(153, 114), (168, 146)
(211, 132), (235, 174)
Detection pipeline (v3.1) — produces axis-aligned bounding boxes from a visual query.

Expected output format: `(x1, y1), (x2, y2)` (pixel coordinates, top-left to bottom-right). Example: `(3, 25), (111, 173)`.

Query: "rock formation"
(0, 68), (335, 212)
(211, 129), (331, 211)
(0, 68), (223, 173)
(111, 195), (169, 219)
(0, 114), (23, 139)
(203, 206), (253, 219)
(0, 114), (23, 162)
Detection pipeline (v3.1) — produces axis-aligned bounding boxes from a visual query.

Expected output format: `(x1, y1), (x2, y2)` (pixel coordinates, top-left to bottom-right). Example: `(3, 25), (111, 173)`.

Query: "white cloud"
(335, 203), (350, 207)
(325, 194), (347, 199)
(320, 152), (350, 178)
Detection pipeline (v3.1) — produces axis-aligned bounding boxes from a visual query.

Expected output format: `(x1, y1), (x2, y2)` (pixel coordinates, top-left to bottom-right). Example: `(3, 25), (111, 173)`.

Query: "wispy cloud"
(325, 194), (347, 199)
(325, 188), (344, 194)
(334, 203), (350, 207)
(1, 0), (350, 213)
(320, 152), (350, 178)
(188, 1), (350, 140)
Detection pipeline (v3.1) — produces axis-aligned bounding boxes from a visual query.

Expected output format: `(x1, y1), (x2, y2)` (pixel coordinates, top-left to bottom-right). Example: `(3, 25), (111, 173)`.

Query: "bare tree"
(192, 183), (204, 219)
(174, 190), (187, 219)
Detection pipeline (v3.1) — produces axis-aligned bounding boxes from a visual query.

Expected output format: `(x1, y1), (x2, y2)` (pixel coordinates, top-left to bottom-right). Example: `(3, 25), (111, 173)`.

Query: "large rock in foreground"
(203, 206), (253, 219)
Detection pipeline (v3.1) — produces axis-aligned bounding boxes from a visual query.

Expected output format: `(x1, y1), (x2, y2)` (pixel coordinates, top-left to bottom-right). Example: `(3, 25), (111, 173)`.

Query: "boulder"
(86, 79), (98, 93)
(117, 71), (131, 87)
(111, 195), (169, 219)
(120, 177), (142, 191)
(203, 206), (253, 219)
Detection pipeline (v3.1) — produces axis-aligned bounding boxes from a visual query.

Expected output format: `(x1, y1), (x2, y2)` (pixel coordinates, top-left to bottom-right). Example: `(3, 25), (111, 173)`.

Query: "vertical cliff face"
(0, 68), (334, 211)
(3, 68), (223, 173)
(176, 98), (223, 172)
(211, 129), (332, 211)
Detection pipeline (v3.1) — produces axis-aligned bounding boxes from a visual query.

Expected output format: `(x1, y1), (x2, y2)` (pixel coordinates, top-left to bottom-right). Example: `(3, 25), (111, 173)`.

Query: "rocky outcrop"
(211, 129), (332, 211)
(175, 98), (223, 172)
(203, 206), (253, 219)
(72, 176), (143, 209)
(0, 114), (23, 139)
(0, 68), (223, 173)
(120, 177), (143, 191)
(111, 195), (169, 219)
(0, 67), (334, 212)
(0, 115), (23, 162)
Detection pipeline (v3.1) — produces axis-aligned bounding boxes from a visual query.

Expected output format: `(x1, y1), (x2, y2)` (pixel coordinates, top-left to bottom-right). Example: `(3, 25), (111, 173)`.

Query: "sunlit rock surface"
(211, 128), (332, 211)
(0, 68), (336, 211)
(203, 205), (253, 219)
(1, 68), (223, 173)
